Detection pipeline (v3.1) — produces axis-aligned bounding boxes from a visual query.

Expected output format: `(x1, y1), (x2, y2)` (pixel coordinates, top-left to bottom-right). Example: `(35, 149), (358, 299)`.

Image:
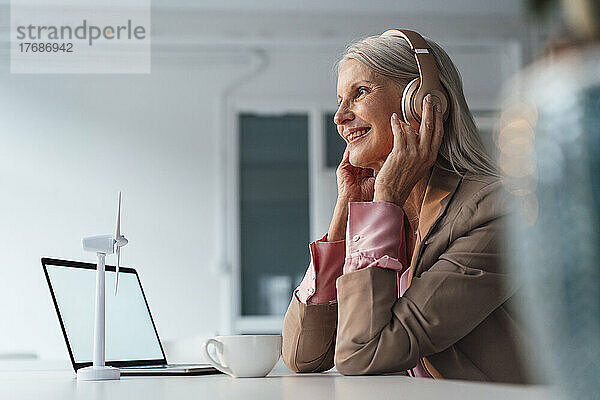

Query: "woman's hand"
(326, 147), (375, 242)
(374, 94), (444, 207)
(336, 147), (375, 203)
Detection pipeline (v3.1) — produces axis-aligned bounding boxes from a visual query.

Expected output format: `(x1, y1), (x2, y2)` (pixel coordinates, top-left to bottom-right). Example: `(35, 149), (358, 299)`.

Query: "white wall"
(0, 63), (246, 359)
(0, 3), (539, 361)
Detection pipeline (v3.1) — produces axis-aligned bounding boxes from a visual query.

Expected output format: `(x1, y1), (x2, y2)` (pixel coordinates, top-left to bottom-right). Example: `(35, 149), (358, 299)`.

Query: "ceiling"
(156, 0), (525, 16)
(2, 0), (526, 16)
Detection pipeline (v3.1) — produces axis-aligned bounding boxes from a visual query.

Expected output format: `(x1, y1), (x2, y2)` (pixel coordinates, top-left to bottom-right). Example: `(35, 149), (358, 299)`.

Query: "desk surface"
(0, 360), (557, 400)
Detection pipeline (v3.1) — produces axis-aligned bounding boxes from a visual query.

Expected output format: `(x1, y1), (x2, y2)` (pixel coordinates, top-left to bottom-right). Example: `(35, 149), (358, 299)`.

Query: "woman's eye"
(356, 87), (368, 98)
(336, 87), (368, 106)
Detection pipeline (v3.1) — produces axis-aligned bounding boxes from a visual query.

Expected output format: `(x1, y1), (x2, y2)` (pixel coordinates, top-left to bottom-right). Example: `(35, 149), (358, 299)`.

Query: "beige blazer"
(282, 164), (534, 383)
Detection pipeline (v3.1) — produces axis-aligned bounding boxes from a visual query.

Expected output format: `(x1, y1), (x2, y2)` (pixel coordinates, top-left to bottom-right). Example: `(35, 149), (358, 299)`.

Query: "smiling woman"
(281, 30), (534, 383)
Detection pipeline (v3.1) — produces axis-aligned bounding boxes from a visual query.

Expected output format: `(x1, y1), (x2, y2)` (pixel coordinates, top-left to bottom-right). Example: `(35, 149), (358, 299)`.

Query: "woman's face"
(334, 58), (403, 171)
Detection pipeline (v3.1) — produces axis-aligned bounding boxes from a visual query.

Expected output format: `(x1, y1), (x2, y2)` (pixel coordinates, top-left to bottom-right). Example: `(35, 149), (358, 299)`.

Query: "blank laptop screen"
(45, 263), (165, 364)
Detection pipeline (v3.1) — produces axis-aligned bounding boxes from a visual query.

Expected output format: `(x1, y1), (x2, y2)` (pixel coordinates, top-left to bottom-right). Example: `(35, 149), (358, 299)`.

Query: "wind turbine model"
(77, 192), (128, 381)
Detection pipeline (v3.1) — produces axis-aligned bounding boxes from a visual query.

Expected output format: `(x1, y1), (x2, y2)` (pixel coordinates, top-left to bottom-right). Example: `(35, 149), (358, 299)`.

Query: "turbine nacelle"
(82, 235), (117, 254)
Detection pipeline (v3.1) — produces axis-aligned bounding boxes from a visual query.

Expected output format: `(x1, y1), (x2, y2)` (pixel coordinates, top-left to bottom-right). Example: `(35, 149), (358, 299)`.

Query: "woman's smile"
(345, 127), (372, 143)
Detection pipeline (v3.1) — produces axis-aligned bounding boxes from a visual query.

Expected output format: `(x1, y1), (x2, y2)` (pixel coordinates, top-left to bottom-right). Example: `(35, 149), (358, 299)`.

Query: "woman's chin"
(348, 152), (366, 168)
(349, 151), (382, 170)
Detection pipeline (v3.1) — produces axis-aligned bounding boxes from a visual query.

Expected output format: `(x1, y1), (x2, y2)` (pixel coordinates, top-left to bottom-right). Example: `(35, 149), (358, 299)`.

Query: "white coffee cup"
(202, 334), (282, 378)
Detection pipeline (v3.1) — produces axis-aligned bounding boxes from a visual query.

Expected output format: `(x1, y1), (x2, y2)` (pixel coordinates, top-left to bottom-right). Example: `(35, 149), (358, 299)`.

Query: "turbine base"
(77, 366), (120, 381)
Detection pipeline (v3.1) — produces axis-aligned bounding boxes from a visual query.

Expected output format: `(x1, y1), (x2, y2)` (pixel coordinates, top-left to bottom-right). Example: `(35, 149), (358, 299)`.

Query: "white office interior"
(0, 0), (554, 364)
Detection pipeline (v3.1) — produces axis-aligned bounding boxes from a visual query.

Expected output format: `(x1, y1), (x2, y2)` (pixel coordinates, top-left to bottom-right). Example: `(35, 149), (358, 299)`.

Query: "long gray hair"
(335, 33), (498, 177)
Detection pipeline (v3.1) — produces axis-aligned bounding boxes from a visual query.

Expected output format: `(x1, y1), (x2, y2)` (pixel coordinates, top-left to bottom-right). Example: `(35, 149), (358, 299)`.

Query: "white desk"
(0, 360), (557, 400)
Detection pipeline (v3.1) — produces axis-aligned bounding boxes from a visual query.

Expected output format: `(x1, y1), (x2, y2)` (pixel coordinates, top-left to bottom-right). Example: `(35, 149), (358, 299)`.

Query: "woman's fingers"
(431, 99), (444, 155)
(391, 113), (405, 150)
(339, 144), (372, 179)
(337, 146), (352, 172)
(359, 168), (375, 179)
(341, 146), (350, 163)
(419, 94), (435, 151)
(404, 119), (418, 151)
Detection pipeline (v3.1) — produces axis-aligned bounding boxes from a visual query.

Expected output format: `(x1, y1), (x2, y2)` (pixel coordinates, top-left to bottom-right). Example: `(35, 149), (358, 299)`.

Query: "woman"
(281, 30), (532, 383)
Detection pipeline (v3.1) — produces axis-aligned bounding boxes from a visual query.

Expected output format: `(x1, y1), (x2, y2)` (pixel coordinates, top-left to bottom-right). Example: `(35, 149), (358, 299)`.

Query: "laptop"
(41, 257), (219, 376)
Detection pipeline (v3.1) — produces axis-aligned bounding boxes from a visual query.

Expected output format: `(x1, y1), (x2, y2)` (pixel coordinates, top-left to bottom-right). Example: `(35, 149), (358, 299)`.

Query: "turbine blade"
(115, 191), (122, 240)
(115, 246), (120, 295)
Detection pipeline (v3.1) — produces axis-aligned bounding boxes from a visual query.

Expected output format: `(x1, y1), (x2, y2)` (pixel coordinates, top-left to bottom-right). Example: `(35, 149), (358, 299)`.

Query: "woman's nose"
(334, 105), (354, 125)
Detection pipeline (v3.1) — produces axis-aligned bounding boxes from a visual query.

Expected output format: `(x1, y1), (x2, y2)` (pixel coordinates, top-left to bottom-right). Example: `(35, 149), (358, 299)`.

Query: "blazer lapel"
(406, 165), (463, 379)
(409, 164), (463, 276)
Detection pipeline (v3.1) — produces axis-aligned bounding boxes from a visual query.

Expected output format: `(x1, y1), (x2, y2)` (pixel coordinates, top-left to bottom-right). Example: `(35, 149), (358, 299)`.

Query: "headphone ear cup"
(429, 89), (450, 122)
(401, 78), (420, 126)
(402, 79), (451, 125)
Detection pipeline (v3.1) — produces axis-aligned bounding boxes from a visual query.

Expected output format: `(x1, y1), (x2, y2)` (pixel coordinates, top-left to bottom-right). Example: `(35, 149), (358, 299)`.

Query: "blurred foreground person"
(501, 0), (600, 398)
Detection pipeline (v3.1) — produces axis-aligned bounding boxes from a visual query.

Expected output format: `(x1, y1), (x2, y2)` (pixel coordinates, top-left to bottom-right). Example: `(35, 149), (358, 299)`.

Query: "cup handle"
(202, 339), (233, 376)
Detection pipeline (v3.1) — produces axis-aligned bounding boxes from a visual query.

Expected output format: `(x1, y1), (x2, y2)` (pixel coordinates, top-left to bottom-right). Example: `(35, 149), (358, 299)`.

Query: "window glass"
(239, 113), (310, 316)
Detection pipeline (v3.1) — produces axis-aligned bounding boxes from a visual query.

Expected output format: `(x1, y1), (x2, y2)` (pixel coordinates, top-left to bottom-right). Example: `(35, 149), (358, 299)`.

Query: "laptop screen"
(43, 259), (165, 367)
